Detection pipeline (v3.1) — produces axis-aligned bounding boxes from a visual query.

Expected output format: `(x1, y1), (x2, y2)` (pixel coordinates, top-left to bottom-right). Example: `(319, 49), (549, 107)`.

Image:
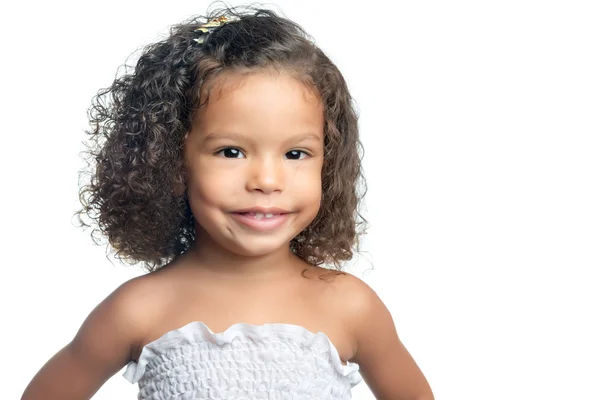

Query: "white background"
(2, 0), (599, 399)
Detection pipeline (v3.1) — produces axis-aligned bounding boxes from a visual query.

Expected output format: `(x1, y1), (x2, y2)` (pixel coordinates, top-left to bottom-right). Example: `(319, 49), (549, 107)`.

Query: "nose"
(246, 155), (285, 194)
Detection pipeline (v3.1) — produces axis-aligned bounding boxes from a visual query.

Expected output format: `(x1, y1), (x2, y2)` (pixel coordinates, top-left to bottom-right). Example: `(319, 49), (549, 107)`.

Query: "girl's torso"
(131, 260), (356, 364)
(123, 257), (362, 399)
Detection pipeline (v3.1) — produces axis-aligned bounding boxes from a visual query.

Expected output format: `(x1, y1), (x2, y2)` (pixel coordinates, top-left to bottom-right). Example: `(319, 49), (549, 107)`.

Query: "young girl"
(22, 5), (433, 400)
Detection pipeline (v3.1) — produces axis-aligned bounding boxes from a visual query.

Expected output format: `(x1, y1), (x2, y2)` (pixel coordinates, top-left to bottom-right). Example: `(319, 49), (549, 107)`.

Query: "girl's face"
(184, 71), (324, 258)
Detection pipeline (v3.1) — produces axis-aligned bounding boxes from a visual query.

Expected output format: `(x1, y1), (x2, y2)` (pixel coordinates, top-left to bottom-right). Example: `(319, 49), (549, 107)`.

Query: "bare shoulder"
(337, 272), (393, 340)
(303, 268), (381, 347)
(315, 269), (396, 358)
(110, 268), (183, 352)
(310, 267), (380, 312)
(77, 272), (164, 358)
(20, 271), (165, 399)
(328, 271), (435, 399)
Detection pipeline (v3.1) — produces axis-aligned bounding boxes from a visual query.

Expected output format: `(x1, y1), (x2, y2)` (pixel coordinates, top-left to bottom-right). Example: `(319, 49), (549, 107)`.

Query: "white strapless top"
(123, 321), (362, 399)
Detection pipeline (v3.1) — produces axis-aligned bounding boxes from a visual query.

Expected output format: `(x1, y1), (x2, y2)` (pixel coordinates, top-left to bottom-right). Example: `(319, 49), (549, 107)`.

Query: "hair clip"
(194, 16), (237, 44)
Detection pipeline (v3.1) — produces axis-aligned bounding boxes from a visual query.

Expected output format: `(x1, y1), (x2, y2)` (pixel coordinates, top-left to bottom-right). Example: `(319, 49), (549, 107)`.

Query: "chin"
(225, 237), (292, 258)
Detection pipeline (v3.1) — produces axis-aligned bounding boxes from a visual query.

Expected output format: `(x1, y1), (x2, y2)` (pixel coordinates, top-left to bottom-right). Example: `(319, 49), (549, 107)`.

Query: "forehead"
(193, 71), (324, 138)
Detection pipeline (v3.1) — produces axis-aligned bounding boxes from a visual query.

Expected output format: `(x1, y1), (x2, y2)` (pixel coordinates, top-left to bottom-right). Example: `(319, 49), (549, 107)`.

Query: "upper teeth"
(248, 212), (275, 219)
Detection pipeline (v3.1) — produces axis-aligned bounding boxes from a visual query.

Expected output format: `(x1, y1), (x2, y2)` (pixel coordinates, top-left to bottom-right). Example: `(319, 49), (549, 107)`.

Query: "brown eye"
(285, 150), (308, 160)
(216, 148), (244, 158)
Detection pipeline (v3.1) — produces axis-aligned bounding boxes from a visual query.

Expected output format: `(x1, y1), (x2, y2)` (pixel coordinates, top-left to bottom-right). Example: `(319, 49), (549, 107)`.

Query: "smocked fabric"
(123, 321), (362, 399)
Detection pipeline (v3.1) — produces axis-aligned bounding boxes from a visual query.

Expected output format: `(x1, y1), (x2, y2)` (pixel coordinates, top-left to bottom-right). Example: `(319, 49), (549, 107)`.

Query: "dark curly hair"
(78, 3), (367, 272)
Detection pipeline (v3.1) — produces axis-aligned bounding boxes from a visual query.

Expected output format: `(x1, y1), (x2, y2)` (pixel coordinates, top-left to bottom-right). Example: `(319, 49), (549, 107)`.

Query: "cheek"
(291, 164), (323, 205)
(186, 171), (234, 231)
(187, 164), (238, 206)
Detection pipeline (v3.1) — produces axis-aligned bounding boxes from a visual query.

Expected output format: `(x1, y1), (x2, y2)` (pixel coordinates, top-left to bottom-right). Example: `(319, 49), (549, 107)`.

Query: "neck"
(186, 227), (305, 282)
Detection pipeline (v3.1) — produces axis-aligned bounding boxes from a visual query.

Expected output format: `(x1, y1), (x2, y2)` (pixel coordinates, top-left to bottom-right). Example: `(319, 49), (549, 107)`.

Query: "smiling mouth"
(236, 212), (281, 220)
(230, 211), (291, 231)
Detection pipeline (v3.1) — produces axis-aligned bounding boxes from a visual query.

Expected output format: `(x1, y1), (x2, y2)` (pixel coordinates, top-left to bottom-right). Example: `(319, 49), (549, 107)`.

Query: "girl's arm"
(21, 279), (149, 400)
(348, 277), (435, 400)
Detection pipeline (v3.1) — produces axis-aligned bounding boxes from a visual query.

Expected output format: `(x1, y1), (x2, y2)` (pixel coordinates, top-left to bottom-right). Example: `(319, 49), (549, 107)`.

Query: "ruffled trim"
(123, 321), (362, 387)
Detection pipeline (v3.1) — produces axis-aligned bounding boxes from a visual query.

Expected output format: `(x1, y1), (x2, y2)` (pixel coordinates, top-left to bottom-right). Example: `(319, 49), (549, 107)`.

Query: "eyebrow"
(203, 132), (322, 143)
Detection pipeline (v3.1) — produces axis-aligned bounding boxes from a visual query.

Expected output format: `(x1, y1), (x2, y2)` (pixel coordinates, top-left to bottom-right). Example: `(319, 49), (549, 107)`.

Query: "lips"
(238, 212), (278, 220)
(230, 207), (291, 231)
(233, 207), (291, 215)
